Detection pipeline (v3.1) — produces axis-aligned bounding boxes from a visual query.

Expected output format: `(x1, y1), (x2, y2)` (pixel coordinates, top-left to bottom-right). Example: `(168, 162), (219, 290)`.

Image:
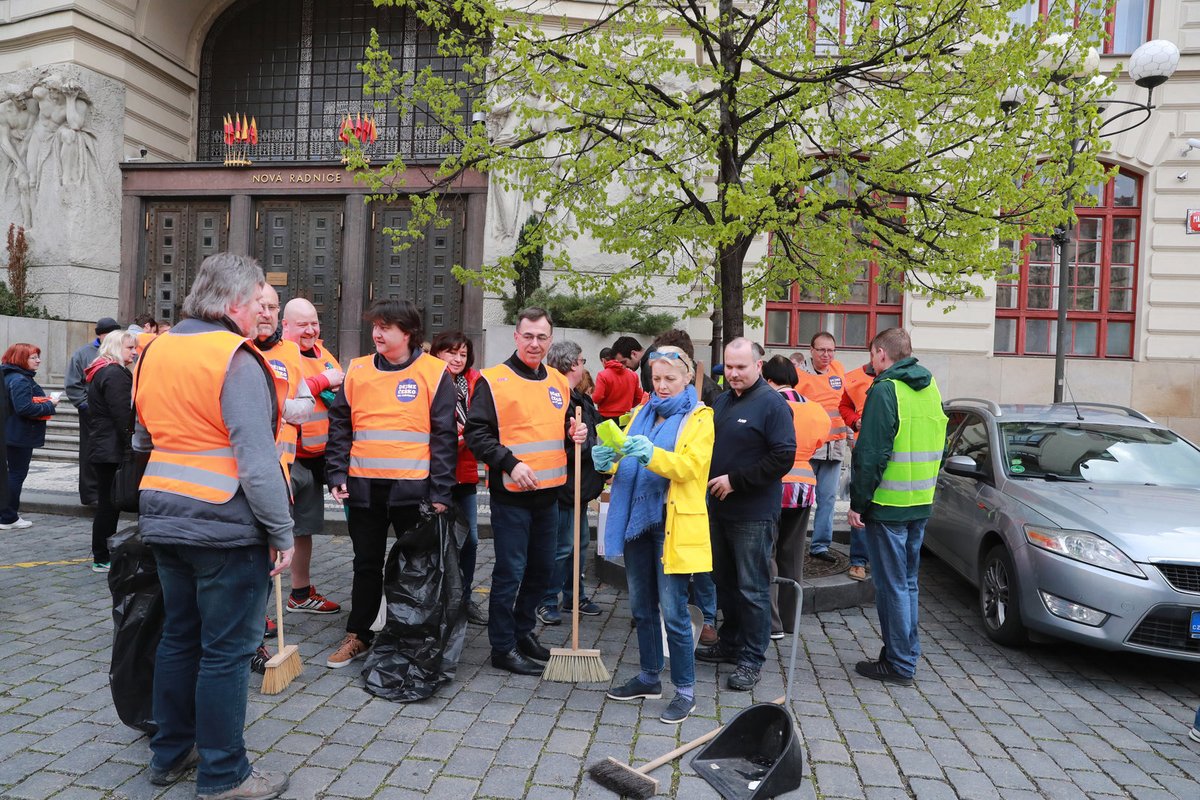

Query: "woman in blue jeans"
(2, 343), (60, 529)
(595, 347), (713, 725)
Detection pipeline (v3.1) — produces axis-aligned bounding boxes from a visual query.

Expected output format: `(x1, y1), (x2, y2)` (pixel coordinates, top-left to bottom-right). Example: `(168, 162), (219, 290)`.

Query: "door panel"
(368, 200), (465, 352)
(252, 200), (344, 355)
(142, 201), (230, 324)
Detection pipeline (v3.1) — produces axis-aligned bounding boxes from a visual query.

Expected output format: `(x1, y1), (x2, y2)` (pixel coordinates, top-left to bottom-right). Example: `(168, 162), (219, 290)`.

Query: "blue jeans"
(150, 543), (269, 794)
(849, 526), (869, 568)
(808, 459), (842, 554)
(863, 518), (927, 678)
(690, 573), (717, 626)
(710, 517), (773, 669)
(543, 504), (591, 610)
(488, 500), (556, 654)
(625, 525), (695, 688)
(454, 489), (479, 590)
(1, 445), (33, 523)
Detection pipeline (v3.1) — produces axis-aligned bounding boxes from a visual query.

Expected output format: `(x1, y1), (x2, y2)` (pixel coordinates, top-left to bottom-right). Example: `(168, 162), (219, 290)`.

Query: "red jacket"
(592, 360), (640, 418)
(456, 368), (481, 485)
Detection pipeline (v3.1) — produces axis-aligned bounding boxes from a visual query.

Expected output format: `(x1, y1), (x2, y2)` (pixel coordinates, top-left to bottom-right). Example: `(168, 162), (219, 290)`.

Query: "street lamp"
(1047, 39), (1179, 403)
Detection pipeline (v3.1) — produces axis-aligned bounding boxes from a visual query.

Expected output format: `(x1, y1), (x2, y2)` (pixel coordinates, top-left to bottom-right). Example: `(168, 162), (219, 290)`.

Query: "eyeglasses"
(518, 333), (550, 344)
(812, 347), (836, 354)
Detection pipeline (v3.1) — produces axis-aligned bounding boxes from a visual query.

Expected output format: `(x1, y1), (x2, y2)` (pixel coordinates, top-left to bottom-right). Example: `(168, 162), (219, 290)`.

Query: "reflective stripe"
(352, 430), (431, 443)
(829, 425), (852, 436)
(786, 466), (815, 480)
(503, 464), (568, 486)
(302, 433), (328, 446)
(277, 440), (297, 456)
(507, 439), (563, 456)
(154, 446), (235, 458)
(349, 456), (431, 472)
(143, 461), (240, 495)
(878, 476), (938, 492)
(308, 410), (328, 422)
(889, 450), (942, 463)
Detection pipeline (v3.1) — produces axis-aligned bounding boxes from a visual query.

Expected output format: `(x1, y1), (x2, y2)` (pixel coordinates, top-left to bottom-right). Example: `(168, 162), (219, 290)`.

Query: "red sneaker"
(287, 586), (341, 614)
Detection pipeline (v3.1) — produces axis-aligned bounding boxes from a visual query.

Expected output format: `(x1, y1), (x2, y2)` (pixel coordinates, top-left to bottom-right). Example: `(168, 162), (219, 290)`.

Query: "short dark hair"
(871, 327), (912, 361)
(134, 314), (157, 329)
(599, 347), (613, 361)
(611, 336), (642, 358)
(429, 330), (474, 370)
(364, 299), (423, 345)
(810, 331), (836, 348)
(649, 329), (695, 359)
(762, 355), (798, 387)
(516, 306), (553, 328)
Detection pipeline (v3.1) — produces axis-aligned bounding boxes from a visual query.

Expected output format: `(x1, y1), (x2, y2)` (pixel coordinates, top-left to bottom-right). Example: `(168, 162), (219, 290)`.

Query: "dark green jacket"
(850, 357), (941, 524)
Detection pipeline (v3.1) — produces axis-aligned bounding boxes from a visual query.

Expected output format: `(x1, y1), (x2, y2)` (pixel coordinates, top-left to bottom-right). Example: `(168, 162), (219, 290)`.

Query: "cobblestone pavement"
(1, 511), (1198, 799)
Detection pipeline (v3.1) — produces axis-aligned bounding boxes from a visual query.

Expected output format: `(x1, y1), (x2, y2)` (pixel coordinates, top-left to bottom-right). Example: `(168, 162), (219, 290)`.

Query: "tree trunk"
(717, 236), (752, 348)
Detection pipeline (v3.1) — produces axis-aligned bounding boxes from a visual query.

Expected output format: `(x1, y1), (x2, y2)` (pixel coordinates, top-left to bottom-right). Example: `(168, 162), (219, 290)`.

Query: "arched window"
(197, 0), (469, 162)
(994, 168), (1140, 358)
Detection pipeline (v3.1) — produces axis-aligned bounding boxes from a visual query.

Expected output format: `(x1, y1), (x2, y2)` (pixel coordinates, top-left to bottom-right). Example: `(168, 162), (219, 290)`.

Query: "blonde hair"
(651, 345), (694, 378)
(97, 330), (135, 363)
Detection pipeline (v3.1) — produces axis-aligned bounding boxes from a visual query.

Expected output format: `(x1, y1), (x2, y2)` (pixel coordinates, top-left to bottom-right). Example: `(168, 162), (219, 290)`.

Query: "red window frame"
(1012, 0), (1153, 55)
(994, 167), (1140, 359)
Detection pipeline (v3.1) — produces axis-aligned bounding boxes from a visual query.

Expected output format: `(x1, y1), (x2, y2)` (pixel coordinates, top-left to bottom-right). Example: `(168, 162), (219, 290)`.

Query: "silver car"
(925, 400), (1200, 662)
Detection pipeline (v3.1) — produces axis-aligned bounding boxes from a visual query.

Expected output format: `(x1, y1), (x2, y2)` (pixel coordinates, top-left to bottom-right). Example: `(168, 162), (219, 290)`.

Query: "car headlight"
(1023, 526), (1146, 578)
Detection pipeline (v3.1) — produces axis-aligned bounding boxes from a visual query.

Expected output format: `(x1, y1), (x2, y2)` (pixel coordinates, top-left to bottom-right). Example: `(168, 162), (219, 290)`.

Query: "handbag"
(111, 339), (154, 514)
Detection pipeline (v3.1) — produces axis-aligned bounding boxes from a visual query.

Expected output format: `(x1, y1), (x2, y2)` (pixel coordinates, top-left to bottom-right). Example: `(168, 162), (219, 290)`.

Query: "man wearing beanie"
(65, 317), (121, 506)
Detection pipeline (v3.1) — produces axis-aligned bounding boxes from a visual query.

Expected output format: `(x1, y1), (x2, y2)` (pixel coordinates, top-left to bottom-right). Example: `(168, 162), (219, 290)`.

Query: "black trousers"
(91, 462), (118, 563)
(774, 505), (813, 632)
(77, 407), (99, 505)
(345, 498), (423, 642)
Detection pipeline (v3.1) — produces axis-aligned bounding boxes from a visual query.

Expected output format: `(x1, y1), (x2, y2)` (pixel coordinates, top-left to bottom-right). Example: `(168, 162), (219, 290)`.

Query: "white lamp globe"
(1128, 40), (1179, 89)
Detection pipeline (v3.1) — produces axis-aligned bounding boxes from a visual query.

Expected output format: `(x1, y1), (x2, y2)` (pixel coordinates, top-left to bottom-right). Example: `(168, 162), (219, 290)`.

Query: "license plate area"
(1191, 610), (1200, 639)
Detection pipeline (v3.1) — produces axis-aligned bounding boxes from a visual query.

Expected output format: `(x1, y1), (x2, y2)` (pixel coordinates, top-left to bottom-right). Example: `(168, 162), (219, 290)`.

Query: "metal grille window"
(198, 0), (469, 163)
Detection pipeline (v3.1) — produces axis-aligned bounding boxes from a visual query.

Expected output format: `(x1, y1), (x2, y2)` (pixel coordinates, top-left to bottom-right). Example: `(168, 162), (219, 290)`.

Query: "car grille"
(1157, 564), (1200, 594)
(1127, 606), (1200, 654)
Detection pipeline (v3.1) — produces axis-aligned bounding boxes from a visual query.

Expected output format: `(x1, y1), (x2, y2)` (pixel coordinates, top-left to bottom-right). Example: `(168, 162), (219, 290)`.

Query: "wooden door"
(142, 201), (230, 324)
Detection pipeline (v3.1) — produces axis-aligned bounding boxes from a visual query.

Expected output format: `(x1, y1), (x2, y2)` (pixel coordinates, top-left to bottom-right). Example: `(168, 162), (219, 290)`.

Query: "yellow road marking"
(0, 557), (92, 570)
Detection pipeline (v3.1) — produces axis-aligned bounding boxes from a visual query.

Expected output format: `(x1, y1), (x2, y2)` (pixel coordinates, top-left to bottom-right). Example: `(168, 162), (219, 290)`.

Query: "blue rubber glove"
(592, 444), (617, 472)
(622, 434), (654, 466)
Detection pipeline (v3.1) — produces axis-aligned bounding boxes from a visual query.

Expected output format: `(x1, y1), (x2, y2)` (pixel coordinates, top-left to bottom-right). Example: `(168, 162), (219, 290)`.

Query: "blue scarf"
(604, 385), (698, 558)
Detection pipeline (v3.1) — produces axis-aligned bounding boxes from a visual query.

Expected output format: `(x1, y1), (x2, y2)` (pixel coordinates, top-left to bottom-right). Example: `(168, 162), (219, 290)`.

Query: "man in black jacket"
(697, 338), (796, 691)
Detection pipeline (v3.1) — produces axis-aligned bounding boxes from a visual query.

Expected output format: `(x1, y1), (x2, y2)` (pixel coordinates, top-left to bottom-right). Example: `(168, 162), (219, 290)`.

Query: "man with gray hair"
(537, 340), (603, 624)
(133, 252), (294, 799)
(697, 337), (795, 691)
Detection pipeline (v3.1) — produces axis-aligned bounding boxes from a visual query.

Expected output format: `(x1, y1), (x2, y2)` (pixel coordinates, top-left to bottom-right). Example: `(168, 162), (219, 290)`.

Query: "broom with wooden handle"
(261, 566), (302, 694)
(542, 407), (610, 683)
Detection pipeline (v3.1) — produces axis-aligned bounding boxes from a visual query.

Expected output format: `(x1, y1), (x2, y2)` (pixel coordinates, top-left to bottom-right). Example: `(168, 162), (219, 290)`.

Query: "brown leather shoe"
(699, 624), (718, 647)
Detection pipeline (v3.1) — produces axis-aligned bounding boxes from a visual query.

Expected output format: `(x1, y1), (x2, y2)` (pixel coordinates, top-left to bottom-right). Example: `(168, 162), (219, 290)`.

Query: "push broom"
(261, 563), (302, 694)
(543, 408), (610, 683)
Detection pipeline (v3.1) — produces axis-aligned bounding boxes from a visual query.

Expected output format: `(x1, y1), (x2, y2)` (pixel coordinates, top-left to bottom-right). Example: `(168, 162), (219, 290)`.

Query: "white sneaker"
(0, 518), (32, 530)
(1189, 727), (1200, 744)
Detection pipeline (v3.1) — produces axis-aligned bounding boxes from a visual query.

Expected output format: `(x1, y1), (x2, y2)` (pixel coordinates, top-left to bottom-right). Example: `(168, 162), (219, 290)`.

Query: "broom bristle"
(586, 756), (658, 799)
(541, 649), (610, 683)
(261, 644), (302, 695)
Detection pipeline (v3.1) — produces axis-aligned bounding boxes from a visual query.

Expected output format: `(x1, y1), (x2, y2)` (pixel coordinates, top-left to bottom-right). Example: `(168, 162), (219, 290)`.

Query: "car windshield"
(999, 422), (1200, 488)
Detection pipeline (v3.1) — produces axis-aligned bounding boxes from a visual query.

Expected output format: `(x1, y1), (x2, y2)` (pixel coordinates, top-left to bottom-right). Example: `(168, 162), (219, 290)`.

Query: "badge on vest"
(548, 386), (564, 409)
(395, 378), (420, 402)
(269, 360), (289, 381)
(829, 376), (843, 390)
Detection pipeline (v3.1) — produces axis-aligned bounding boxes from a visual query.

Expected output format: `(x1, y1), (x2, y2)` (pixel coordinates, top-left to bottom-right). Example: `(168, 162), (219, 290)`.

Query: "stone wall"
(0, 314), (93, 385)
(0, 64), (124, 321)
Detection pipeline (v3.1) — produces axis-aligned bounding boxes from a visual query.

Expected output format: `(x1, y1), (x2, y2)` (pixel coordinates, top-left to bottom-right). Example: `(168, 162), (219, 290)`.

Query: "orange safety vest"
(135, 329), (281, 503)
(296, 341), (342, 458)
(480, 363), (569, 491)
(843, 366), (871, 416)
(784, 398), (832, 484)
(259, 339), (305, 467)
(796, 361), (851, 440)
(343, 352), (446, 480)
(135, 332), (156, 356)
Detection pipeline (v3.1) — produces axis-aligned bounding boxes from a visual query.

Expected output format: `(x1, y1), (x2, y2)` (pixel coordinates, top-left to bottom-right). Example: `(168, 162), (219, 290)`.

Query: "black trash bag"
(362, 509), (467, 703)
(107, 525), (163, 736)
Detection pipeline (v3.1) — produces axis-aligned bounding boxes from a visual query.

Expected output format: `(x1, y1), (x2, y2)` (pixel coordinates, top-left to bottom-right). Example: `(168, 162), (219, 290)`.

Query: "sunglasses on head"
(648, 351), (683, 362)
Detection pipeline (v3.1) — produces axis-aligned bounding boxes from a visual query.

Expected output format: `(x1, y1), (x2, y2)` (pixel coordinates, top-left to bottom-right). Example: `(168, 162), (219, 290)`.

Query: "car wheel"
(979, 545), (1028, 646)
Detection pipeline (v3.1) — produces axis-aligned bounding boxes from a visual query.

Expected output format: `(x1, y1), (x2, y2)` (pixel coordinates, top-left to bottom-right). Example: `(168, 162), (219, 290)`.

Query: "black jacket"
(708, 376), (796, 521)
(558, 390), (604, 508)
(86, 362), (133, 465)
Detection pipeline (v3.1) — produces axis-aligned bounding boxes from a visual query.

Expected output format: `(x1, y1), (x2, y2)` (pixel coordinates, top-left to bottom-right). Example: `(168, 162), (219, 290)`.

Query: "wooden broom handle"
(273, 570), (285, 651)
(636, 695), (786, 774)
(571, 406), (582, 651)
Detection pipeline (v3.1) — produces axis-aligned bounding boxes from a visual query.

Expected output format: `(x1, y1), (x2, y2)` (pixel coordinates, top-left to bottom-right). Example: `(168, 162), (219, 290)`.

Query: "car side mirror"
(944, 454), (984, 480)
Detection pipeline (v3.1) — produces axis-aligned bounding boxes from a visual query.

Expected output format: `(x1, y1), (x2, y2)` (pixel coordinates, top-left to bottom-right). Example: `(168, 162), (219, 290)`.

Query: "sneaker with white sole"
(286, 586), (340, 614)
(1189, 727), (1200, 744)
(659, 693), (695, 724)
(196, 767), (289, 800)
(0, 518), (32, 530)
(606, 675), (662, 701)
(325, 633), (368, 669)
